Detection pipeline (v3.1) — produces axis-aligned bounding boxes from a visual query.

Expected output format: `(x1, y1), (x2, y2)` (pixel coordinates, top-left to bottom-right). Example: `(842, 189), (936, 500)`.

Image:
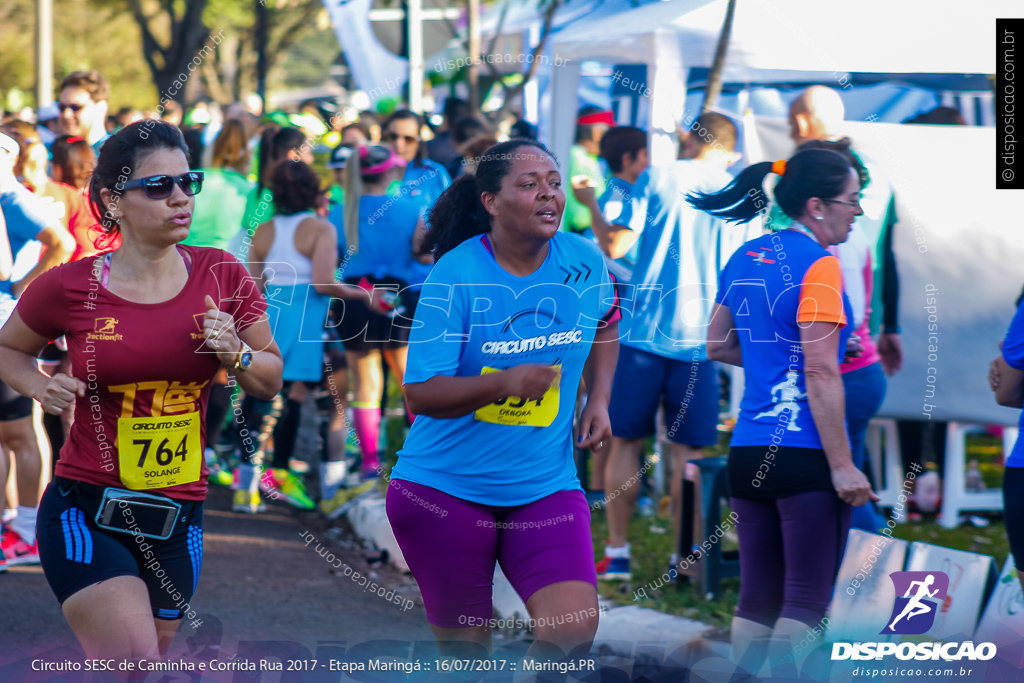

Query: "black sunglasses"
(823, 198), (861, 208)
(386, 132), (418, 144)
(58, 103), (86, 113)
(120, 172), (204, 199)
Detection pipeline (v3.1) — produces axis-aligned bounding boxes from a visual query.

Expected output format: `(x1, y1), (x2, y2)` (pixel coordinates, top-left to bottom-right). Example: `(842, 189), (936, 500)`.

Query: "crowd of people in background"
(0, 62), (1005, 678)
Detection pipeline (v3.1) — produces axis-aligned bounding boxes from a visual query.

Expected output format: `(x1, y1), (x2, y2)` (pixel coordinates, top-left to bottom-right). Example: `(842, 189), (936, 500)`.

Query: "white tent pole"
(549, 62), (581, 189)
(647, 31), (685, 165)
(408, 0), (425, 112)
(524, 25), (541, 124)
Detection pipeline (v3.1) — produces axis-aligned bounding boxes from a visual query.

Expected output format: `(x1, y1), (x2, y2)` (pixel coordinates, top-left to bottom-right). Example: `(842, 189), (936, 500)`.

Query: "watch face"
(240, 351), (254, 369)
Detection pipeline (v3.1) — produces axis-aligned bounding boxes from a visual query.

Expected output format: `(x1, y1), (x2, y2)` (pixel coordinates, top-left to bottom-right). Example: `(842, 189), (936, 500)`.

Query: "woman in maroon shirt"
(0, 121), (282, 663)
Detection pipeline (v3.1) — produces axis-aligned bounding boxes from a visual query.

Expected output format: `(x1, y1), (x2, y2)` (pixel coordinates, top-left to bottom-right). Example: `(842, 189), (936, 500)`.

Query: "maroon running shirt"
(18, 245), (267, 500)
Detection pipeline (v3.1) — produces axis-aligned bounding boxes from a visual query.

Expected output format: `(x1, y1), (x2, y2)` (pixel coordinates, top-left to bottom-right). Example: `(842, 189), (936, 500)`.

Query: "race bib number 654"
(473, 366), (560, 427)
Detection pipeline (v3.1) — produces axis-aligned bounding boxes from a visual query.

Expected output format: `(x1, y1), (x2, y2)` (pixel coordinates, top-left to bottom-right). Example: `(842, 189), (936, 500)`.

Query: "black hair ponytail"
(256, 124), (281, 193)
(688, 148), (853, 224)
(687, 162), (774, 224)
(421, 174), (489, 259)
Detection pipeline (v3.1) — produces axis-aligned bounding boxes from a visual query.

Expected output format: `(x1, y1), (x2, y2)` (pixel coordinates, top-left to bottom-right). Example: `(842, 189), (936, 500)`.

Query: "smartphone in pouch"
(95, 488), (181, 540)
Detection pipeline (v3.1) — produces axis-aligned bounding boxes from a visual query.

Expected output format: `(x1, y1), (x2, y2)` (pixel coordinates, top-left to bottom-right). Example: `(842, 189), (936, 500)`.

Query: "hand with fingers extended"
(202, 294), (241, 367)
(576, 400), (611, 451)
(571, 175), (597, 206)
(501, 364), (560, 402)
(831, 463), (879, 507)
(37, 373), (85, 415)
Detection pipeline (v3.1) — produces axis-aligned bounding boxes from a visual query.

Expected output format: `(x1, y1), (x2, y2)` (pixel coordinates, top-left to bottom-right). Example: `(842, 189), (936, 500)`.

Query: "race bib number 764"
(116, 412), (202, 490)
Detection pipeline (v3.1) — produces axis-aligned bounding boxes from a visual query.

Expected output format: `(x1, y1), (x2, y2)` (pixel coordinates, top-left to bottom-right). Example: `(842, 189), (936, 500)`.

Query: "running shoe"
(232, 490), (266, 514)
(260, 468), (316, 510)
(1, 528), (40, 566)
(205, 449), (234, 487)
(596, 555), (631, 581)
(320, 480), (378, 520)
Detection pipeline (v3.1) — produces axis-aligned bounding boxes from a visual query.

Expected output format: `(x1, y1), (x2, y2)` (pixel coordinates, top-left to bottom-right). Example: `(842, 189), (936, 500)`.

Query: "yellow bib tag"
(116, 412), (203, 490)
(474, 366), (560, 427)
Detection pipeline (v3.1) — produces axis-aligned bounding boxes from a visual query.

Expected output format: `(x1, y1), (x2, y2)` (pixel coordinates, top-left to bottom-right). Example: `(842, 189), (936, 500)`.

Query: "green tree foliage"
(0, 0), (156, 110)
(0, 0), (333, 112)
(202, 0), (330, 103)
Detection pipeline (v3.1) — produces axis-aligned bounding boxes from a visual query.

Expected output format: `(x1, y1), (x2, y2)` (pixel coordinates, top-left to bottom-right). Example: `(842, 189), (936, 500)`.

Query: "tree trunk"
(486, 0), (560, 124)
(200, 55), (232, 106)
(233, 35), (249, 102)
(128, 0), (211, 106)
(702, 0), (736, 112)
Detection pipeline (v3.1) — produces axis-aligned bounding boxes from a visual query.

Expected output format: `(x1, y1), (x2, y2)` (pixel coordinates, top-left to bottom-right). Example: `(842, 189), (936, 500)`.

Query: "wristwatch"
(234, 341), (254, 372)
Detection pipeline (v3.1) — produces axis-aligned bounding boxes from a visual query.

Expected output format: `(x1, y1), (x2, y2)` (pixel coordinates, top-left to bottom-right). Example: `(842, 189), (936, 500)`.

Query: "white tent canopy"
(553, 0), (1004, 75)
(548, 0), (1012, 165)
(479, 0), (660, 57)
(547, 0), (1024, 427)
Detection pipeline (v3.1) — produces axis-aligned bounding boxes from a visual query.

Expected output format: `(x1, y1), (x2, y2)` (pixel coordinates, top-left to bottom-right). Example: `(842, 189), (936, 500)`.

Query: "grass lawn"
(380, 376), (1013, 632)
(588, 432), (1012, 633)
(589, 507), (1012, 635)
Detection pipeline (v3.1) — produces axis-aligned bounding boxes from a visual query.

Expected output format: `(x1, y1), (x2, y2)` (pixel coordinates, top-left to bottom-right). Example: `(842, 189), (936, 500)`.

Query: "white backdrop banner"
(829, 530), (909, 642)
(903, 542), (996, 641)
(751, 118), (1024, 424)
(974, 555), (1024, 667)
(323, 0), (408, 102)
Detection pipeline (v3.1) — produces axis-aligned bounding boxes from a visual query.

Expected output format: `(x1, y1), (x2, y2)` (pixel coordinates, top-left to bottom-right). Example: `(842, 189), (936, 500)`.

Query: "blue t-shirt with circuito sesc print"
(392, 231), (618, 505)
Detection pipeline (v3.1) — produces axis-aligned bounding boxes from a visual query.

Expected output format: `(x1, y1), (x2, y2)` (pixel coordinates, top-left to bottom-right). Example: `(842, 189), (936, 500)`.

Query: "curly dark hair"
(271, 160), (321, 215)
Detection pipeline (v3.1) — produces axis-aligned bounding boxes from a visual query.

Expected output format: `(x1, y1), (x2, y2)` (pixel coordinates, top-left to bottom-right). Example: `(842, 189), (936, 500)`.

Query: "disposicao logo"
(882, 571), (949, 635)
(831, 570), (996, 662)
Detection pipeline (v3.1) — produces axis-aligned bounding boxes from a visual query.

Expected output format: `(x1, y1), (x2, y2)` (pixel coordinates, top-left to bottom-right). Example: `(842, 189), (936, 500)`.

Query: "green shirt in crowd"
(562, 144), (606, 233)
(182, 168), (254, 252)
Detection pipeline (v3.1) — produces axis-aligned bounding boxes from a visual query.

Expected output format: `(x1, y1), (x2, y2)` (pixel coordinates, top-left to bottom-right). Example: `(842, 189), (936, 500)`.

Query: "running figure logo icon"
(94, 317), (118, 334)
(753, 370), (804, 430)
(882, 571), (949, 635)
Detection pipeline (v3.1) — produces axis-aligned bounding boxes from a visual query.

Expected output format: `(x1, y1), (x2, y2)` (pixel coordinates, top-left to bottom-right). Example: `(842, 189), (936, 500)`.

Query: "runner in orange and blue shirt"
(689, 148), (876, 677)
